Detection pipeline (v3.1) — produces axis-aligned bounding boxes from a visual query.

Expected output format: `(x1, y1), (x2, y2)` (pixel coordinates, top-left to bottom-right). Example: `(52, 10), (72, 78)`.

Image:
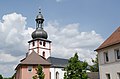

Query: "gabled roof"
(15, 51), (51, 70)
(47, 57), (68, 68)
(96, 27), (120, 51)
(20, 51), (51, 65)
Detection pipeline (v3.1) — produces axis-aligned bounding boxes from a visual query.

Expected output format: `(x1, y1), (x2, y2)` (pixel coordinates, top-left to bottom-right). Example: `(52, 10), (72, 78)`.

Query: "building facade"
(47, 57), (68, 79)
(96, 27), (120, 79)
(15, 10), (68, 79)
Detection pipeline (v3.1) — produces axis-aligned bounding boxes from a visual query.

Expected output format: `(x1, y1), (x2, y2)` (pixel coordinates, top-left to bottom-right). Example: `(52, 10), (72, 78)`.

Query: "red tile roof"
(96, 27), (120, 51)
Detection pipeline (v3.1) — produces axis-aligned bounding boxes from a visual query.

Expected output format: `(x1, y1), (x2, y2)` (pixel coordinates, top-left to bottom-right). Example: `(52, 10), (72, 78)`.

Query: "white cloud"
(0, 13), (33, 56)
(0, 52), (23, 77)
(45, 21), (103, 64)
(0, 13), (104, 77)
(0, 65), (14, 77)
(0, 52), (18, 63)
(0, 13), (32, 77)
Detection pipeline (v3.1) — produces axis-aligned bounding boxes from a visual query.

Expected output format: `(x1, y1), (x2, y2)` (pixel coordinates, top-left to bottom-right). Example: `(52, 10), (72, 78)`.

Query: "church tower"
(28, 9), (51, 59)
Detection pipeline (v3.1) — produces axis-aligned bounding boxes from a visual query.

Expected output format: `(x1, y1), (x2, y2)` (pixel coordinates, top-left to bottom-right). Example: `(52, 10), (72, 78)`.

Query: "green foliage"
(33, 64), (45, 79)
(32, 75), (38, 79)
(89, 54), (99, 72)
(0, 74), (3, 79)
(37, 65), (45, 79)
(64, 53), (88, 79)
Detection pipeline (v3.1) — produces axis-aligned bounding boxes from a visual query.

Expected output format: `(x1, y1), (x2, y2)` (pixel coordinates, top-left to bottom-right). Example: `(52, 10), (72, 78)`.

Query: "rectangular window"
(106, 74), (110, 79)
(118, 73), (120, 79)
(115, 49), (120, 60)
(104, 52), (109, 62)
(28, 66), (33, 72)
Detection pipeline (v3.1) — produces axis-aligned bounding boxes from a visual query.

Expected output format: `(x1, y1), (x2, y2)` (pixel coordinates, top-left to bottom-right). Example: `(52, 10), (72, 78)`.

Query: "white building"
(96, 27), (120, 79)
(47, 57), (67, 79)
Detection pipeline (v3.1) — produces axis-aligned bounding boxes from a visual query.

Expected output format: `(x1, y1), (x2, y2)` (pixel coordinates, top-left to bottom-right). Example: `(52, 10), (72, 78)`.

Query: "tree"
(64, 53), (88, 79)
(0, 74), (3, 79)
(89, 54), (99, 72)
(33, 64), (45, 79)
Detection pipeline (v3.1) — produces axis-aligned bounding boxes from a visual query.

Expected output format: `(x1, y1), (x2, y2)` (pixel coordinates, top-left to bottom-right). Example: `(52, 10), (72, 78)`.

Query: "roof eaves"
(95, 41), (120, 51)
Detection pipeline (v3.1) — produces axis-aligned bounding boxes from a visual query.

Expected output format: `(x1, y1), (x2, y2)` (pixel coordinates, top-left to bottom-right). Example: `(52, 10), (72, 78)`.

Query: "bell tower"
(28, 9), (51, 59)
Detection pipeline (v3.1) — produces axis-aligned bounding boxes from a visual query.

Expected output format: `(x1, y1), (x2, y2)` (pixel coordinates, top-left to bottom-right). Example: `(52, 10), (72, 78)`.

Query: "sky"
(0, 0), (120, 77)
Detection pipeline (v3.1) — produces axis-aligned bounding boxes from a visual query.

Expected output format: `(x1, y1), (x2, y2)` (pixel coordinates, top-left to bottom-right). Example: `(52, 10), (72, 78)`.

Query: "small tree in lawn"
(33, 64), (45, 79)
(64, 53), (88, 79)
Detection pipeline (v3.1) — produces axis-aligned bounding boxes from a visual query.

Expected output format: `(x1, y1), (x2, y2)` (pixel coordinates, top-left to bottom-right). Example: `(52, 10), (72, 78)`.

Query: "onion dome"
(31, 9), (48, 39)
(32, 28), (48, 39)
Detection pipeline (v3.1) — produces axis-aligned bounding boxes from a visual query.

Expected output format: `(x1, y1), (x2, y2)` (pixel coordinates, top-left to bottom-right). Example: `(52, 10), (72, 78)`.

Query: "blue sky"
(0, 0), (120, 77)
(0, 0), (120, 38)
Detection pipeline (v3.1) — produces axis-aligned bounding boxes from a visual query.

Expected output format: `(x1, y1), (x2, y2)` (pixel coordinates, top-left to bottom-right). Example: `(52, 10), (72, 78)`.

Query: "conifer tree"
(37, 65), (45, 79)
(33, 64), (45, 79)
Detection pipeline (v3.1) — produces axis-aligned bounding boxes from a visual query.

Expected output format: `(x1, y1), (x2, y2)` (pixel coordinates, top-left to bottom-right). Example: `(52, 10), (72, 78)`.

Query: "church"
(14, 10), (68, 79)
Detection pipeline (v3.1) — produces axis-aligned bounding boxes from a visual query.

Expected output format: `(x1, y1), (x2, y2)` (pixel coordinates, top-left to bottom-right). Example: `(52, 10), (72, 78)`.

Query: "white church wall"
(50, 68), (55, 79)
(50, 68), (65, 79)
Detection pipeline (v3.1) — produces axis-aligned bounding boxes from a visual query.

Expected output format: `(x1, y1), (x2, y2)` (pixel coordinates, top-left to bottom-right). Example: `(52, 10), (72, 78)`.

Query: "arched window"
(56, 72), (59, 79)
(50, 72), (51, 79)
(43, 51), (45, 58)
(40, 41), (42, 45)
(43, 41), (46, 46)
(32, 41), (35, 46)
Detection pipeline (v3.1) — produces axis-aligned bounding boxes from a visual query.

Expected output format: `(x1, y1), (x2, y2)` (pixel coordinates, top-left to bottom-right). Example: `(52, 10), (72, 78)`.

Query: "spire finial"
(35, 8), (44, 29)
(31, 9), (48, 39)
(39, 8), (41, 14)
